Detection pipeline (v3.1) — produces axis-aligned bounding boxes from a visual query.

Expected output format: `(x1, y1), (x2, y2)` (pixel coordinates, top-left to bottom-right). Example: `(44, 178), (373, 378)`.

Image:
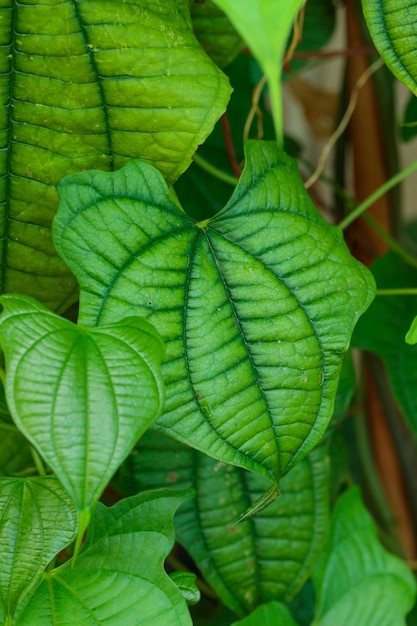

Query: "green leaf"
(169, 571), (201, 607)
(211, 0), (305, 141)
(312, 486), (416, 626)
(400, 95), (417, 142)
(15, 489), (194, 626)
(119, 431), (330, 617)
(0, 0), (231, 311)
(191, 0), (245, 68)
(0, 476), (77, 623)
(54, 142), (374, 484)
(230, 601), (300, 626)
(0, 294), (165, 533)
(362, 0), (417, 94)
(352, 251), (417, 435)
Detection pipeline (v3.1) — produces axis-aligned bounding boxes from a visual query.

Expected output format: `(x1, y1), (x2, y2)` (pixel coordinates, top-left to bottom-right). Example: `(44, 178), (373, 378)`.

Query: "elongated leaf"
(231, 602), (300, 626)
(15, 489), (193, 626)
(54, 141), (374, 484)
(0, 477), (77, 623)
(312, 487), (416, 626)
(119, 431), (330, 617)
(362, 0), (417, 94)
(0, 0), (231, 311)
(0, 294), (165, 531)
(352, 251), (417, 435)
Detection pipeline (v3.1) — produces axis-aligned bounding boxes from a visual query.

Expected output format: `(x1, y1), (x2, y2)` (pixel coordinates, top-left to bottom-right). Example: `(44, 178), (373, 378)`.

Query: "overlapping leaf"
(54, 141), (375, 483)
(312, 487), (416, 626)
(119, 431), (330, 617)
(0, 294), (165, 535)
(14, 490), (193, 626)
(362, 0), (417, 94)
(0, 477), (77, 624)
(0, 0), (231, 310)
(231, 601), (299, 626)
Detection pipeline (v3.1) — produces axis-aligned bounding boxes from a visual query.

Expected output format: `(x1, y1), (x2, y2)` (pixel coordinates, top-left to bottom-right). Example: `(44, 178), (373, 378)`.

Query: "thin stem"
(339, 157), (417, 230)
(376, 288), (417, 296)
(221, 114), (242, 178)
(267, 68), (284, 147)
(192, 153), (238, 187)
(30, 446), (47, 477)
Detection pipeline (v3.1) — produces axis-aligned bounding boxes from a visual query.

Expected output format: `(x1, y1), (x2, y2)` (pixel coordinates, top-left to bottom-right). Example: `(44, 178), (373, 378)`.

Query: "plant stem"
(267, 68), (284, 147)
(192, 153), (238, 187)
(364, 213), (417, 269)
(339, 157), (417, 230)
(30, 446), (47, 477)
(376, 288), (417, 296)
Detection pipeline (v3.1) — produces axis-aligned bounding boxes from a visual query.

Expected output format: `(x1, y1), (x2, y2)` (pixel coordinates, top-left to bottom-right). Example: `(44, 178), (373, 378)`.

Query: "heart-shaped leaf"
(312, 487), (416, 626)
(14, 490), (193, 626)
(0, 294), (164, 535)
(362, 0), (417, 94)
(119, 431), (330, 617)
(1, 0), (231, 311)
(0, 477), (77, 623)
(54, 141), (375, 484)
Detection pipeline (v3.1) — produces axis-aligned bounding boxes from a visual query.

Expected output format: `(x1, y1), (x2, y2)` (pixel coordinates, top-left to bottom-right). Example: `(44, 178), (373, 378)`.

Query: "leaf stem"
(339, 157), (417, 230)
(376, 288), (417, 296)
(266, 68), (284, 147)
(192, 153), (239, 186)
(30, 446), (47, 477)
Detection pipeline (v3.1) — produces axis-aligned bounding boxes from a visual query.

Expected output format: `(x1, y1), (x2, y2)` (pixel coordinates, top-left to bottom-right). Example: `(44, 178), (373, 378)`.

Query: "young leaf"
(14, 489), (194, 626)
(0, 477), (77, 623)
(0, 294), (165, 534)
(362, 0), (417, 94)
(230, 601), (300, 626)
(352, 251), (417, 435)
(0, 0), (231, 311)
(54, 141), (375, 484)
(119, 431), (330, 617)
(312, 487), (416, 626)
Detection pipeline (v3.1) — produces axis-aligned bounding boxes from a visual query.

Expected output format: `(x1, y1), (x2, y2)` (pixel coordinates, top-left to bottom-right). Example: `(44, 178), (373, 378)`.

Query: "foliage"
(0, 0), (416, 625)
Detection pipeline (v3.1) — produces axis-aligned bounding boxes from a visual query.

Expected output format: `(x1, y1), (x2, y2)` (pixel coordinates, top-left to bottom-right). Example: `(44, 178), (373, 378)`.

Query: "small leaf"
(15, 490), (194, 626)
(0, 295), (165, 528)
(312, 487), (416, 626)
(230, 601), (300, 626)
(170, 572), (201, 606)
(362, 0), (417, 94)
(119, 432), (330, 617)
(54, 141), (375, 483)
(0, 477), (77, 622)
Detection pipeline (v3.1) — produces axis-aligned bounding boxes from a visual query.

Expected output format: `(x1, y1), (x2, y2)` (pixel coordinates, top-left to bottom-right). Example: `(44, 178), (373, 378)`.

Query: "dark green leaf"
(400, 95), (417, 142)
(230, 601), (300, 626)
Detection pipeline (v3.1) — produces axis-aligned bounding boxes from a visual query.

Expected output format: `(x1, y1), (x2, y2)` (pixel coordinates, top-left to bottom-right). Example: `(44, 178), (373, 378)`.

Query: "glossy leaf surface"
(119, 431), (330, 617)
(0, 477), (77, 623)
(54, 141), (375, 483)
(0, 0), (231, 310)
(231, 601), (300, 626)
(312, 487), (416, 626)
(0, 294), (165, 524)
(362, 0), (417, 94)
(15, 490), (193, 626)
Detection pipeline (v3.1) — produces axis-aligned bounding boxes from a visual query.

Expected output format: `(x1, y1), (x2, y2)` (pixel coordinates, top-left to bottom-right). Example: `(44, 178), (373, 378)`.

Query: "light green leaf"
(210, 0), (305, 141)
(231, 601), (300, 626)
(0, 294), (165, 533)
(169, 571), (201, 607)
(119, 431), (330, 617)
(0, 0), (231, 311)
(352, 251), (417, 435)
(15, 489), (194, 626)
(312, 487), (416, 626)
(0, 477), (77, 623)
(362, 0), (417, 94)
(54, 141), (375, 484)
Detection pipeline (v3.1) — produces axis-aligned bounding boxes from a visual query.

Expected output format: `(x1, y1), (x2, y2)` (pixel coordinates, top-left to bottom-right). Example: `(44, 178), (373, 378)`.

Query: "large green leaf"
(54, 141), (375, 483)
(0, 294), (165, 537)
(312, 487), (416, 626)
(231, 601), (300, 626)
(119, 432), (330, 617)
(352, 251), (417, 435)
(0, 476), (77, 624)
(15, 489), (194, 626)
(362, 0), (417, 94)
(0, 0), (231, 311)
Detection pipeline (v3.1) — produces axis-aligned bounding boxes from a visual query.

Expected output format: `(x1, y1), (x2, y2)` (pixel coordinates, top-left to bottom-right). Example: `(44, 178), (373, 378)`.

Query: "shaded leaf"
(362, 0), (417, 94)
(0, 423), (33, 478)
(54, 141), (374, 484)
(400, 94), (417, 142)
(230, 601), (300, 626)
(352, 251), (417, 435)
(15, 490), (194, 626)
(312, 487), (416, 626)
(0, 0), (231, 310)
(119, 431), (330, 617)
(0, 477), (77, 623)
(170, 571), (201, 607)
(0, 294), (165, 533)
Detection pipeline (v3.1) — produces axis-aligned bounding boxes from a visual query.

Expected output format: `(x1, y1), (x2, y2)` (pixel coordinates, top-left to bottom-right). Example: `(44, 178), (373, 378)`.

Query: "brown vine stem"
(221, 113), (242, 178)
